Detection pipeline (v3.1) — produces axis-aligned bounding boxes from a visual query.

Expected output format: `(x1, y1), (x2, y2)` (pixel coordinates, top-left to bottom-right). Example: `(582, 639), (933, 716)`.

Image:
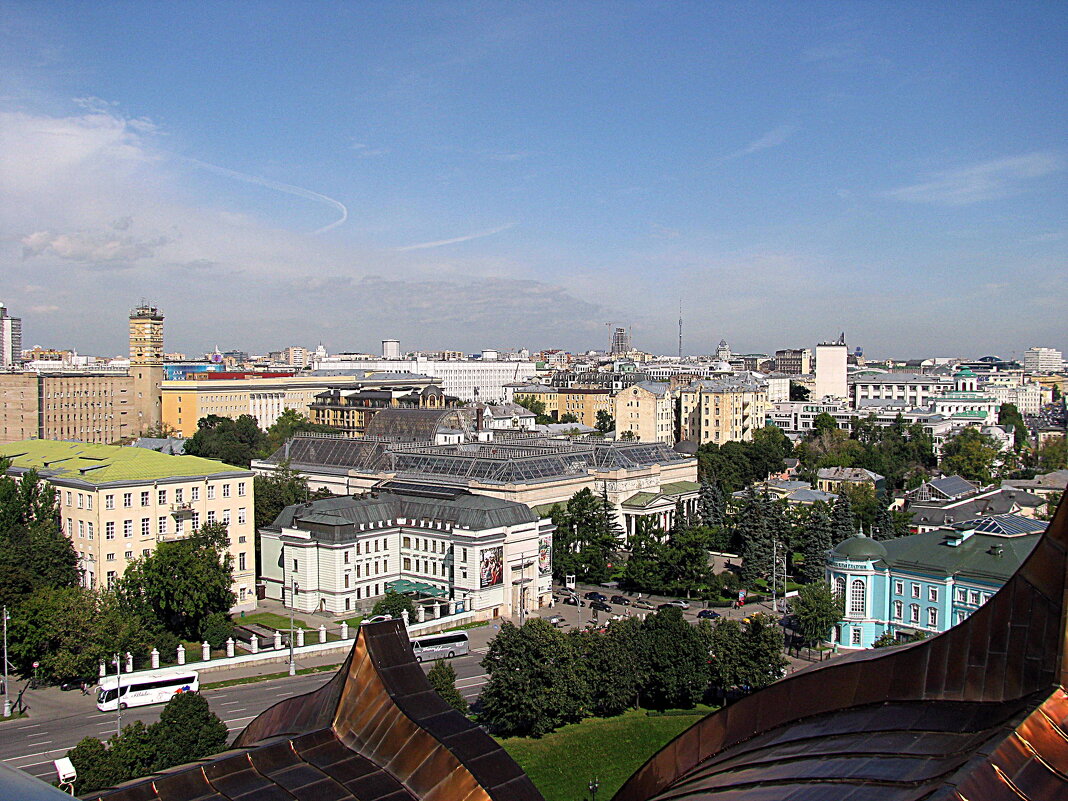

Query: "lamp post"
(2, 606), (10, 718)
(114, 653), (122, 737)
(287, 577), (299, 676)
(588, 777), (600, 801)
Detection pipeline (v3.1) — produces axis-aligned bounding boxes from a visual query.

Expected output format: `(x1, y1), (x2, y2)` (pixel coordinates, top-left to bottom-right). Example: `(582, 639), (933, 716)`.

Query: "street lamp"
(2, 606), (10, 718)
(588, 777), (600, 801)
(114, 653), (122, 737)
(287, 577), (299, 676)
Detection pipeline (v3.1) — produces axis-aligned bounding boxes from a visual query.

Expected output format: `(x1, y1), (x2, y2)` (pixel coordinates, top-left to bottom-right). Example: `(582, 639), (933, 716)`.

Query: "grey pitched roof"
(817, 466), (883, 482)
(928, 475), (979, 498)
(908, 489), (1042, 526)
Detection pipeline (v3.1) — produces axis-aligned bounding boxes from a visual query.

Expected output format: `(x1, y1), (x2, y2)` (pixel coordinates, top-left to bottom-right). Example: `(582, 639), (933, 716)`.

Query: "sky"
(1, 2), (1066, 360)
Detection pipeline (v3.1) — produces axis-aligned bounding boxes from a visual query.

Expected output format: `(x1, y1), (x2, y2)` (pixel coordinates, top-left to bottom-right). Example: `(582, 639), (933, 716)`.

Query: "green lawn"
(498, 708), (710, 801)
(240, 612), (315, 630)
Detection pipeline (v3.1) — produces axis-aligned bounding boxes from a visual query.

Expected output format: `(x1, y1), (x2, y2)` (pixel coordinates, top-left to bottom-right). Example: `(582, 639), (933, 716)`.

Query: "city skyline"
(1, 3), (1066, 356)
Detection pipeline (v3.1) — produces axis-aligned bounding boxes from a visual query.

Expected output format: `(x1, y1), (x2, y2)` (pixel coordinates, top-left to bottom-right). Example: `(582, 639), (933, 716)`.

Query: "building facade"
(1023, 346), (1064, 373)
(825, 515), (1045, 649)
(259, 488), (553, 619)
(0, 440), (256, 611)
(308, 385), (453, 436)
(614, 381), (675, 443)
(0, 301), (21, 368)
(813, 337), (848, 400)
(676, 376), (768, 445)
(314, 356), (537, 402)
(774, 348), (811, 375)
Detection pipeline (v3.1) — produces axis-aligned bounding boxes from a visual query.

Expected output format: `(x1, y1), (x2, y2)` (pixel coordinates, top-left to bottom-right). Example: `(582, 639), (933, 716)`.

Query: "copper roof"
(90, 620), (543, 801)
(613, 493), (1068, 801)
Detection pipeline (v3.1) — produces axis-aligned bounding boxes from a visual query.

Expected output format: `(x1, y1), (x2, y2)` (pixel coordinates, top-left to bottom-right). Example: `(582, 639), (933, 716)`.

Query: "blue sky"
(1, 2), (1065, 359)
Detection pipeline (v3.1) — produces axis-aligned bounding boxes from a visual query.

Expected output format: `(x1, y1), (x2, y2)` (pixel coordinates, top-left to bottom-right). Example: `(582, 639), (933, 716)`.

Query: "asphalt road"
(1, 647), (489, 783)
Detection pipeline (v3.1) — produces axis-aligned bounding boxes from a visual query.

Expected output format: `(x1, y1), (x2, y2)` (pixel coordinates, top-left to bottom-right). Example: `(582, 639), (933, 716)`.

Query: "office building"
(774, 347), (811, 375)
(614, 382), (675, 443)
(1023, 346), (1064, 373)
(382, 339), (401, 360)
(610, 327), (632, 355)
(314, 355), (537, 402)
(813, 335), (848, 400)
(0, 440), (256, 611)
(0, 302), (21, 368)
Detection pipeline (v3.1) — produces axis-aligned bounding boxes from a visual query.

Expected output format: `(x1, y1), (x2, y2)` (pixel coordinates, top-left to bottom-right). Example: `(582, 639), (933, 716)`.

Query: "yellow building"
(162, 373), (441, 436)
(614, 382), (674, 443)
(510, 385), (613, 428)
(0, 440), (257, 611)
(676, 377), (769, 445)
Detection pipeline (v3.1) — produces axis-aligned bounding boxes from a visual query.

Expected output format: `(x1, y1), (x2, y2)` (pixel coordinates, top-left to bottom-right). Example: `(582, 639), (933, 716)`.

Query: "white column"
(202, 641), (210, 661)
(150, 649), (159, 669)
(125, 652), (133, 672)
(417, 605), (425, 623)
(99, 662), (107, 678)
(318, 625), (327, 643)
(273, 631), (282, 650)
(225, 638), (235, 658)
(296, 628), (305, 648)
(250, 635), (259, 654)
(177, 644), (186, 665)
(340, 622), (349, 640)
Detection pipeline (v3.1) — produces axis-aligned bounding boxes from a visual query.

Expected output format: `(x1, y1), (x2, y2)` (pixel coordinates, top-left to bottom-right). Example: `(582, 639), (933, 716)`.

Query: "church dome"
(831, 533), (888, 562)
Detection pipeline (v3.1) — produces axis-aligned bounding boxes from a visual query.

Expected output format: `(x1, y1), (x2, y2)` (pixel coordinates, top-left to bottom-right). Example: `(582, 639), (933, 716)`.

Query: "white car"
(662, 600), (690, 610)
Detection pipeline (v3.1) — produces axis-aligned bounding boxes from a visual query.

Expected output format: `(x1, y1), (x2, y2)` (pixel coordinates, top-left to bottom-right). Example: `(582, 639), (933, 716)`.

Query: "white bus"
(96, 671), (199, 712)
(409, 631), (469, 662)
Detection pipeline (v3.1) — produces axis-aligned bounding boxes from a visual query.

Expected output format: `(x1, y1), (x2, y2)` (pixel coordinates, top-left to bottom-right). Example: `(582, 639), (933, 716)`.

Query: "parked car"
(590, 600), (613, 613)
(697, 609), (722, 620)
(632, 599), (655, 610)
(663, 599), (690, 609)
(610, 595), (630, 606)
(584, 591), (608, 602)
(562, 595), (583, 606)
(547, 615), (568, 627)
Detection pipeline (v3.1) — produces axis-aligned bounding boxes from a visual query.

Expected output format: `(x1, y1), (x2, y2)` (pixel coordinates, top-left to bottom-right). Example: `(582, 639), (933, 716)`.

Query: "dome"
(711, 360), (734, 372)
(954, 367), (976, 378)
(831, 533), (888, 562)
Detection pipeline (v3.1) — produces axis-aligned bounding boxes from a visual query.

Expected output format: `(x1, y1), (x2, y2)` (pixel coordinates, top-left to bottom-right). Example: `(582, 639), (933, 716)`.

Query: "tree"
(479, 619), (587, 737)
(940, 428), (1001, 484)
(427, 658), (469, 713)
(789, 383), (810, 401)
(622, 517), (666, 592)
(812, 412), (839, 438)
(183, 414), (268, 468)
(697, 480), (726, 528)
(797, 504), (833, 584)
(838, 483), (881, 531)
(513, 395), (554, 426)
(737, 490), (773, 586)
(7, 587), (154, 683)
(576, 618), (643, 716)
(794, 582), (844, 647)
(262, 408), (338, 456)
(68, 736), (123, 795)
(116, 522), (235, 641)
(662, 523), (712, 597)
(149, 691), (229, 771)
(830, 492), (855, 544)
(1033, 435), (1067, 472)
(550, 488), (618, 584)
(738, 613), (788, 690)
(371, 590), (416, 620)
(595, 410), (615, 433)
(997, 403), (1029, 451)
(637, 608), (707, 710)
(559, 412), (580, 424)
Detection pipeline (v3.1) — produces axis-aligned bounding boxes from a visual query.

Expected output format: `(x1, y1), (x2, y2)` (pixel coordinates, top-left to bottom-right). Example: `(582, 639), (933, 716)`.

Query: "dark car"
(697, 609), (722, 620)
(590, 600), (613, 613)
(610, 595), (630, 606)
(584, 591), (608, 602)
(563, 595), (583, 606)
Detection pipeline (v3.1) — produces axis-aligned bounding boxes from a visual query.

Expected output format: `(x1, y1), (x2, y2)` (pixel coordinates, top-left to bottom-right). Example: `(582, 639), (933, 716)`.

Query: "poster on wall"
(538, 535), (551, 576)
(480, 546), (503, 588)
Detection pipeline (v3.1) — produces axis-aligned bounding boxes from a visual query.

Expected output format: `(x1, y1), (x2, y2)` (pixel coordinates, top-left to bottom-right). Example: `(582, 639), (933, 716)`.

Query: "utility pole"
(114, 653), (122, 737)
(2, 606), (10, 718)
(288, 576), (299, 676)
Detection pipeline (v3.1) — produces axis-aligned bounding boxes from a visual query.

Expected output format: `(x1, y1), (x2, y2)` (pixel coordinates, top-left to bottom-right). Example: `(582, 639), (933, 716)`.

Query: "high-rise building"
(382, 339), (401, 360)
(129, 303), (164, 434)
(1023, 347), (1064, 373)
(611, 327), (632, 355)
(774, 348), (811, 375)
(814, 334), (848, 400)
(0, 302), (22, 368)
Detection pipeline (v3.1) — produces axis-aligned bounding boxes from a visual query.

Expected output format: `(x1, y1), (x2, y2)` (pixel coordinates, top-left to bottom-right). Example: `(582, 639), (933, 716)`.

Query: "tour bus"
(409, 631), (470, 662)
(96, 671), (199, 712)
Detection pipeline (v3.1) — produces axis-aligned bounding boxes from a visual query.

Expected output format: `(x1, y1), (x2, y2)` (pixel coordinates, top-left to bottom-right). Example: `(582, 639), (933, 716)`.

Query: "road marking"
(219, 701), (242, 706)
(12, 724), (42, 730)
(4, 747), (64, 763)
(224, 715), (256, 725)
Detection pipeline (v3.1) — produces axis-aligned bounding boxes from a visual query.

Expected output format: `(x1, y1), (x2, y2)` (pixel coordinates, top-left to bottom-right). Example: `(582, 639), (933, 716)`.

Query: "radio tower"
(678, 300), (683, 361)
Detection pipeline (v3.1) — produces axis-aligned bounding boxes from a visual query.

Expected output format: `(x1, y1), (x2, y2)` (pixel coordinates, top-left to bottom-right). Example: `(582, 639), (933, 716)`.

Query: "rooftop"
(0, 439), (247, 485)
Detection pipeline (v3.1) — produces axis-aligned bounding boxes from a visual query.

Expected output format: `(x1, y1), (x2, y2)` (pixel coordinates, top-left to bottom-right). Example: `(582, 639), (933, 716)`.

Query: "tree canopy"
(371, 590), (416, 620)
(549, 488), (619, 584)
(940, 427), (1001, 484)
(427, 658), (469, 713)
(794, 582), (845, 646)
(183, 414), (268, 468)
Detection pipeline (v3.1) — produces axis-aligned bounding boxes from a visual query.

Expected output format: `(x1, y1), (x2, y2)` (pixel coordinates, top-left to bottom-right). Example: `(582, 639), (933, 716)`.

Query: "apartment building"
(614, 382), (674, 443)
(507, 384), (613, 428)
(0, 372), (137, 444)
(774, 348), (811, 375)
(314, 356), (537, 402)
(308, 384), (454, 436)
(676, 376), (768, 446)
(0, 440), (256, 611)
(851, 374), (955, 408)
(162, 372), (441, 436)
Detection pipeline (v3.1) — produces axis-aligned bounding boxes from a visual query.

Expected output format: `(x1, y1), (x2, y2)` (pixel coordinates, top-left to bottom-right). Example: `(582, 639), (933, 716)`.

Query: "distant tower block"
(611, 327), (632, 355)
(382, 339), (401, 360)
(814, 333), (848, 400)
(129, 303), (165, 433)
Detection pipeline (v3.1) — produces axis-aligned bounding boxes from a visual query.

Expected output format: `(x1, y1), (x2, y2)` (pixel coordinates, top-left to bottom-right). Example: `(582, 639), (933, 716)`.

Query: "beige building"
(129, 303), (165, 434)
(676, 377), (769, 446)
(162, 372), (441, 436)
(510, 385), (613, 428)
(0, 440), (256, 611)
(614, 382), (675, 443)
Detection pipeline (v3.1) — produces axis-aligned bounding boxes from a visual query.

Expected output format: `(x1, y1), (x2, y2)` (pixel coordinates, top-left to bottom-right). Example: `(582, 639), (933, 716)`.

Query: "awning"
(386, 579), (448, 598)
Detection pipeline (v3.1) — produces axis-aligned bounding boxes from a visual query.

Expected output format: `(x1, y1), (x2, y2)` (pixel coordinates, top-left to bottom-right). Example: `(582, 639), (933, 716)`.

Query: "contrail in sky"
(395, 222), (516, 251)
(183, 157), (348, 234)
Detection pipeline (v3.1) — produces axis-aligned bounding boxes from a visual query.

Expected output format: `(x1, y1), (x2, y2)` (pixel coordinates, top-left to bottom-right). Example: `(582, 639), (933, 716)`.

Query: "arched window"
(849, 579), (866, 617)
(834, 576), (846, 600)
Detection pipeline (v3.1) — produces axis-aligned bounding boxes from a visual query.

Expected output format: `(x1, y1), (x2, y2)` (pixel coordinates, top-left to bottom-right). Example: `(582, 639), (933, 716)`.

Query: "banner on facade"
(480, 546), (503, 588)
(538, 535), (551, 576)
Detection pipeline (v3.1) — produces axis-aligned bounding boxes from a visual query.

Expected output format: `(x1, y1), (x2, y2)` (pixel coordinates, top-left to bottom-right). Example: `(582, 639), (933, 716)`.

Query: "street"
(0, 645), (490, 783)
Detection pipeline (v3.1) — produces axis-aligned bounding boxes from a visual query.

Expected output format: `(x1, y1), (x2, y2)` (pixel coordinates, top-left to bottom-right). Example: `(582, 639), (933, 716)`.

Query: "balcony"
(170, 501), (194, 515)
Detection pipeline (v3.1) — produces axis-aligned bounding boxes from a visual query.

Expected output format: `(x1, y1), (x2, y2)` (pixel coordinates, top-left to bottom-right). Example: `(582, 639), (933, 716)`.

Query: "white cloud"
(21, 229), (170, 264)
(722, 125), (798, 161)
(29, 304), (60, 314)
(885, 152), (1064, 206)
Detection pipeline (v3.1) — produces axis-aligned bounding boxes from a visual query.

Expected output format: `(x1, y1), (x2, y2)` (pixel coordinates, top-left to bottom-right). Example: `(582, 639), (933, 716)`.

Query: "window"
(87, 522), (94, 540)
(927, 607), (938, 628)
(383, 558), (388, 572)
(238, 508), (246, 525)
(851, 628), (862, 645)
(123, 493), (133, 508)
(238, 535), (246, 543)
(970, 591), (980, 605)
(78, 520), (84, 538)
(345, 597), (351, 611)
(237, 482), (246, 496)
(206, 510), (216, 524)
(158, 489), (167, 505)
(158, 517), (167, 536)
(106, 571), (116, 589)
(124, 550), (133, 559)
(123, 520), (133, 538)
(191, 486), (200, 501)
(892, 600), (903, 620)
(76, 493), (83, 509)
(894, 580), (903, 596)
(849, 580), (865, 617)
(956, 588), (967, 603)
(106, 522), (115, 540)
(86, 495), (92, 510)
(928, 587), (939, 603)
(403, 536), (411, 548)
(344, 551), (350, 564)
(190, 512), (199, 529)
(175, 488), (184, 503)
(239, 552), (246, 571)
(141, 518), (150, 537)
(462, 548), (467, 562)
(356, 564), (361, 578)
(909, 604), (920, 623)
(222, 483), (231, 498)
(105, 494), (115, 510)
(65, 491), (73, 506)
(375, 540), (380, 553)
(140, 491), (150, 506)
(344, 574), (350, 588)
(911, 583), (920, 599)
(143, 549), (150, 556)
(106, 553), (116, 561)
(293, 559), (298, 572)
(403, 557), (411, 570)
(207, 485), (215, 500)
(222, 509), (230, 527)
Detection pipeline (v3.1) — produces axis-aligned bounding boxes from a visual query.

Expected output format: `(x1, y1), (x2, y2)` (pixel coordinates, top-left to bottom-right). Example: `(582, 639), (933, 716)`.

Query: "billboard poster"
(538, 535), (551, 576)
(480, 546), (503, 588)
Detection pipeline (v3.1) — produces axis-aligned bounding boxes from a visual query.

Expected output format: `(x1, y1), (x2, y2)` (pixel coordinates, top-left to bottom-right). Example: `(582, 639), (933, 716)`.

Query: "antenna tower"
(678, 300), (683, 361)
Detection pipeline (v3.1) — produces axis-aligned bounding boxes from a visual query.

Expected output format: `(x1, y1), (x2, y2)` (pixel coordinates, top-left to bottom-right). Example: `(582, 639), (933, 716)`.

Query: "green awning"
(386, 579), (448, 598)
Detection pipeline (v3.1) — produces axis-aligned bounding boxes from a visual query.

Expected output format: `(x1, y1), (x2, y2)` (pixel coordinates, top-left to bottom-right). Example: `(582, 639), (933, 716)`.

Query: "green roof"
(660, 481), (701, 496)
(622, 491), (658, 508)
(881, 528), (1040, 582)
(531, 501), (563, 518)
(0, 439), (247, 485)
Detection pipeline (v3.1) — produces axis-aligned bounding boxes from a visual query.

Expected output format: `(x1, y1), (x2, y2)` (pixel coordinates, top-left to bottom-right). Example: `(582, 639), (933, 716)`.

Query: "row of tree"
(182, 408), (338, 468)
(66, 692), (228, 794)
(479, 610), (787, 738)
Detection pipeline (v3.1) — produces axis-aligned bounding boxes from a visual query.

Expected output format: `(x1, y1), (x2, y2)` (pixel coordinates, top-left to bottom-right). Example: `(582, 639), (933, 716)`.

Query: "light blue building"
(825, 514), (1046, 648)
